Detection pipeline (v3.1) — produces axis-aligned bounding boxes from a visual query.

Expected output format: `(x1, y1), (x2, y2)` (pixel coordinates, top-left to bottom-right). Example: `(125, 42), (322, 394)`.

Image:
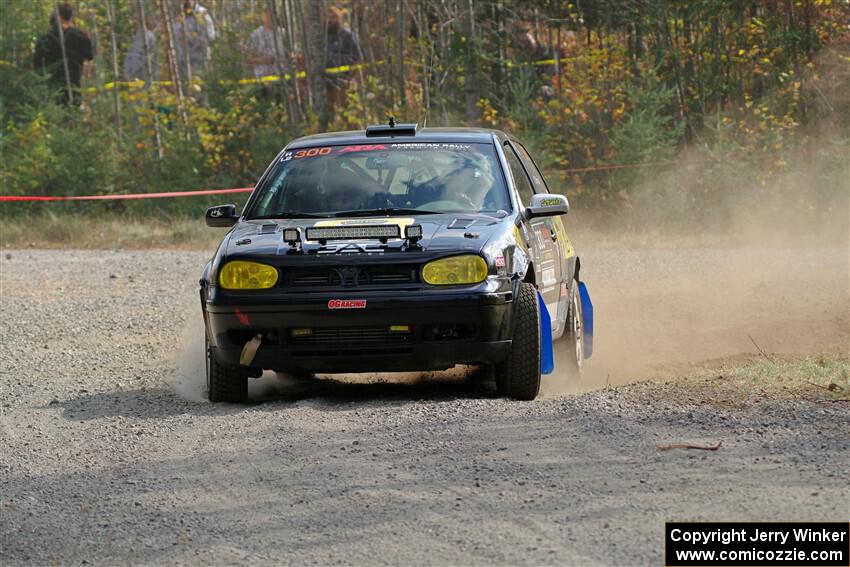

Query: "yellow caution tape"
(15, 53), (568, 94)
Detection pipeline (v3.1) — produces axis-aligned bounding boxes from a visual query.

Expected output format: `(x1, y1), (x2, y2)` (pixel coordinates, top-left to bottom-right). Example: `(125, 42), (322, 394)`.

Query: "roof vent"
(366, 117), (417, 137)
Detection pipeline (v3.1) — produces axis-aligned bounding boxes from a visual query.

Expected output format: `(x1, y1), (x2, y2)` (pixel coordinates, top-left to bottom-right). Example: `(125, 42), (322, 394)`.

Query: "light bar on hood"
(305, 225), (401, 241)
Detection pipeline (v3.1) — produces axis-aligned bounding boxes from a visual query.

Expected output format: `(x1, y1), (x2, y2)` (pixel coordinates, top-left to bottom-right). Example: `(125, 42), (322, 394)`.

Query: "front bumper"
(204, 289), (514, 373)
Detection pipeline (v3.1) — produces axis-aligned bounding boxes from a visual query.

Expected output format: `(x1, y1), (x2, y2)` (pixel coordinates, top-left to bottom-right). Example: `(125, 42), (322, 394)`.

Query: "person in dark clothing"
(515, 30), (556, 101)
(324, 6), (362, 115)
(33, 3), (94, 106)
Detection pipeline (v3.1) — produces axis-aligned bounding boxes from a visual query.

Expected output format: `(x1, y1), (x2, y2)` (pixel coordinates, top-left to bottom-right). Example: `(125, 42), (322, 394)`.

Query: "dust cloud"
(546, 130), (849, 394)
(170, 310), (207, 402)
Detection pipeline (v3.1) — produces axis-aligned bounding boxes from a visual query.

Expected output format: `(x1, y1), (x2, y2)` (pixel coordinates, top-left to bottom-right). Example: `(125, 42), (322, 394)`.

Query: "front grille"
(288, 326), (412, 356)
(283, 265), (418, 287)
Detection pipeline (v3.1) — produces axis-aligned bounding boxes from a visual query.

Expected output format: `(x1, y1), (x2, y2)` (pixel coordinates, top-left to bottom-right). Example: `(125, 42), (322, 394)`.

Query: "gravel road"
(1, 246), (848, 566)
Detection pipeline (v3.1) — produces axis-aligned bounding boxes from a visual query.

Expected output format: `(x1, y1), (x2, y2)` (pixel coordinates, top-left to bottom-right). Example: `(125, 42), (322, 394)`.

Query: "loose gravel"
(0, 248), (847, 566)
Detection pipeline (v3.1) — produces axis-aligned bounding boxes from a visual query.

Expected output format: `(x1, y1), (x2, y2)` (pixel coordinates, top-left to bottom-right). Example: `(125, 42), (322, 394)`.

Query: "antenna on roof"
(388, 116), (396, 127)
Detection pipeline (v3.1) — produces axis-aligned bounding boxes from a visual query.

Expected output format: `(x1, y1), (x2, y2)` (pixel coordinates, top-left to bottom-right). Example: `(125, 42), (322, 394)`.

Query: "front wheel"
(495, 282), (541, 400)
(206, 336), (249, 403)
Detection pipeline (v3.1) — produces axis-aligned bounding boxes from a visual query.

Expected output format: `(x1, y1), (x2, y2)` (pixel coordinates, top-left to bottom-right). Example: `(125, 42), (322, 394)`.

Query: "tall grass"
(0, 212), (225, 249)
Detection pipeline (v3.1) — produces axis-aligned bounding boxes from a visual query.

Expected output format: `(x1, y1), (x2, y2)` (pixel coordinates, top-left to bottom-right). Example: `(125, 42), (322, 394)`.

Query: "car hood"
(223, 214), (508, 258)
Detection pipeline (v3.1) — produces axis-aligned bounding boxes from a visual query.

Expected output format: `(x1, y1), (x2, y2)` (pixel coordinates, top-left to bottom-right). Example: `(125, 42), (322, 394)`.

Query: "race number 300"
(293, 147), (332, 159)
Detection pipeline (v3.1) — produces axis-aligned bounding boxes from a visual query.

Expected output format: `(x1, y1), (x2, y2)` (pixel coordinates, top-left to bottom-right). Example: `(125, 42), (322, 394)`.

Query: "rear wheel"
(206, 336), (249, 403)
(495, 282), (541, 400)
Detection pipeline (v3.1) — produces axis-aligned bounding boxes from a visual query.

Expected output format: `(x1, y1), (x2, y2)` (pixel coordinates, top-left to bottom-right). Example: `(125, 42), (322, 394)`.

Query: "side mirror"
(525, 193), (569, 219)
(205, 204), (239, 227)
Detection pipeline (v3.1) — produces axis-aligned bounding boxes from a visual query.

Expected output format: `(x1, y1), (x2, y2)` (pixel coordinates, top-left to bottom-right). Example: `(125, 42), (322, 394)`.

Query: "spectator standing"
(247, 10), (286, 81)
(123, 13), (157, 83)
(173, 0), (215, 81)
(515, 30), (556, 100)
(33, 2), (94, 107)
(324, 6), (362, 114)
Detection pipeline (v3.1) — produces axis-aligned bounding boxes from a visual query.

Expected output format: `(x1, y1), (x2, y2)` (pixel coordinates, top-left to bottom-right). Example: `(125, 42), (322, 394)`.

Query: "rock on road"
(0, 247), (847, 565)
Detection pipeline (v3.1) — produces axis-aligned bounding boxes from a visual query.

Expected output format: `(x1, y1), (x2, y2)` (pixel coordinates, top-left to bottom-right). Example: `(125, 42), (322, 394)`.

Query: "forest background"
(0, 0), (848, 245)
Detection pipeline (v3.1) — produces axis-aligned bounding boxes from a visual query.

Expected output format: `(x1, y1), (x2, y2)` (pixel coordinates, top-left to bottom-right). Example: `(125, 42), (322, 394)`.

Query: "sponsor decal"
(389, 142), (472, 151)
(337, 144), (387, 154)
(327, 299), (367, 309)
(494, 254), (507, 275)
(542, 267), (557, 288)
(551, 218), (575, 258)
(538, 198), (562, 207)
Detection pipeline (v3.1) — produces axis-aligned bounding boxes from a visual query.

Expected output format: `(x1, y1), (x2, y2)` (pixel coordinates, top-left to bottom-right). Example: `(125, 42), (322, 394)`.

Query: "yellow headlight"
(219, 261), (279, 290)
(422, 255), (488, 285)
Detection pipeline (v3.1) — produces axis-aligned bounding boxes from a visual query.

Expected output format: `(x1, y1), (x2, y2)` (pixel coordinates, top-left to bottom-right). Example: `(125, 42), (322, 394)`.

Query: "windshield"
(247, 142), (509, 219)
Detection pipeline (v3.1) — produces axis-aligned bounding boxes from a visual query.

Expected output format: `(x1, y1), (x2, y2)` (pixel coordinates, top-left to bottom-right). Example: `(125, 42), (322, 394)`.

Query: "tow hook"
(239, 334), (262, 366)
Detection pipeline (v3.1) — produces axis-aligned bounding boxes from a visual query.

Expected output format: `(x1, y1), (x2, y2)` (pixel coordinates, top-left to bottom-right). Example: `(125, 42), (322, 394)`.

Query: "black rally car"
(201, 123), (591, 402)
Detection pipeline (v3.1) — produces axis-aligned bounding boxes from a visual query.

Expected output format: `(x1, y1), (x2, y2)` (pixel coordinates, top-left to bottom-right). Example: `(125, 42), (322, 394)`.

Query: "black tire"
(206, 336), (249, 403)
(561, 280), (584, 380)
(495, 282), (541, 400)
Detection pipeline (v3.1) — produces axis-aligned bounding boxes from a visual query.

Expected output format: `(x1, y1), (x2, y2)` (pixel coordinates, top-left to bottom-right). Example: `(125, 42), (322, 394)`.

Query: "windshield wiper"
(333, 207), (443, 217)
(249, 212), (330, 219)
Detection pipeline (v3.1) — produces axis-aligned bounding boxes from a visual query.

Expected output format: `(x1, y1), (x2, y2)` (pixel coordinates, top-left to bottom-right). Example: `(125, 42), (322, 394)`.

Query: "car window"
(513, 142), (549, 194)
(503, 143), (535, 206)
(248, 142), (510, 218)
